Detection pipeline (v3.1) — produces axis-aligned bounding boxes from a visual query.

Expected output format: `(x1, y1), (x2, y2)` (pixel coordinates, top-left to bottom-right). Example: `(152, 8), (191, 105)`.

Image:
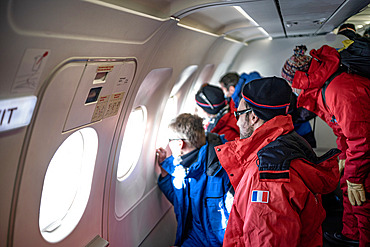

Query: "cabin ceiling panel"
(97, 0), (369, 43)
(236, 0), (283, 39)
(332, 3), (370, 34)
(279, 0), (343, 36)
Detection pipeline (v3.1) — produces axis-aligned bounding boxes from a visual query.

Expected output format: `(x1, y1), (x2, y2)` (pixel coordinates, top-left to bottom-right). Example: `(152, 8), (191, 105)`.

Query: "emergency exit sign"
(0, 96), (37, 132)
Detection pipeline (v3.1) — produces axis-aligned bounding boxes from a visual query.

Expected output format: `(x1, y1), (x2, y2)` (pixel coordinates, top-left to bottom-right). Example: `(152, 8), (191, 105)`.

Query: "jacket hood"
(292, 45), (340, 90)
(257, 131), (340, 194)
(210, 111), (239, 141)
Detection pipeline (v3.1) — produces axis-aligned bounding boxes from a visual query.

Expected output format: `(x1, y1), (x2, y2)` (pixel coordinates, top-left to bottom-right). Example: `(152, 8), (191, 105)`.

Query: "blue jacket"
(232, 71), (262, 108)
(158, 133), (231, 246)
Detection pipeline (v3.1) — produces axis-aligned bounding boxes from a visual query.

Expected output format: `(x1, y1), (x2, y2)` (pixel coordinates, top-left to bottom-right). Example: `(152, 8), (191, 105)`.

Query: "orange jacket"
(215, 115), (340, 247)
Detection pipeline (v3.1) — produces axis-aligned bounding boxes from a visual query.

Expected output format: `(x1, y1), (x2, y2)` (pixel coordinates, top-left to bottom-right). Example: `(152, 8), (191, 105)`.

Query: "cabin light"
(357, 25), (363, 29)
(84, 0), (169, 21)
(170, 16), (180, 22)
(177, 23), (220, 37)
(258, 27), (270, 38)
(365, 21), (370, 25)
(223, 36), (242, 43)
(234, 6), (258, 26)
(286, 21), (298, 27)
(234, 6), (271, 39)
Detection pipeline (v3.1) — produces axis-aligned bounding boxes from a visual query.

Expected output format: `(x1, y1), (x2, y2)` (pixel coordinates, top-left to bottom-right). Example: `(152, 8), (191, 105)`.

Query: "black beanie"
(338, 23), (357, 39)
(195, 84), (227, 115)
(241, 77), (292, 121)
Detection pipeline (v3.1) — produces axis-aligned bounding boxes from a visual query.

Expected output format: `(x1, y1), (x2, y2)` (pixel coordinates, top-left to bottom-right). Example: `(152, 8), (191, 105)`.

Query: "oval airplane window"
(156, 96), (178, 148)
(39, 127), (98, 243)
(117, 106), (147, 181)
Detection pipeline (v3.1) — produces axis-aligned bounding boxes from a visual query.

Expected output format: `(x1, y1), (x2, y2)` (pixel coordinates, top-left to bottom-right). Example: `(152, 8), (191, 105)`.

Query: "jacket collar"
(217, 115), (294, 189)
(235, 115), (293, 159)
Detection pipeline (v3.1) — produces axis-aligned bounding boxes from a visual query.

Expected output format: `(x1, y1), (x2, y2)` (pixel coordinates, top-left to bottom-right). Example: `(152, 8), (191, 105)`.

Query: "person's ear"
(249, 111), (259, 125)
(179, 139), (185, 149)
(229, 86), (235, 94)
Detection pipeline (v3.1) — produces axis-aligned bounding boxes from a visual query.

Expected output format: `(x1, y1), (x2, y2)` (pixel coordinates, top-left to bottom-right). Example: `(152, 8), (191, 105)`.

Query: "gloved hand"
(338, 159), (345, 175)
(346, 180), (366, 206)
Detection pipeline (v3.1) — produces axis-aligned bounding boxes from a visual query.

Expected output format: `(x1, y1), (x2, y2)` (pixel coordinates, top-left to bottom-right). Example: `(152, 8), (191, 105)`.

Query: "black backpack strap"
(206, 133), (223, 176)
(322, 67), (345, 111)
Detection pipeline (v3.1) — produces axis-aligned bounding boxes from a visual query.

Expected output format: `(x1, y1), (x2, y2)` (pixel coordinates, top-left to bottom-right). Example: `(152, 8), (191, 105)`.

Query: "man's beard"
(239, 116), (254, 139)
(240, 125), (254, 139)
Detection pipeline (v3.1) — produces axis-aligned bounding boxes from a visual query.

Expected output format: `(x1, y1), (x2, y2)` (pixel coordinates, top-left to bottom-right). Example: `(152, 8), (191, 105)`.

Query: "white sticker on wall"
(91, 95), (110, 122)
(0, 96), (37, 132)
(12, 49), (50, 94)
(104, 92), (125, 119)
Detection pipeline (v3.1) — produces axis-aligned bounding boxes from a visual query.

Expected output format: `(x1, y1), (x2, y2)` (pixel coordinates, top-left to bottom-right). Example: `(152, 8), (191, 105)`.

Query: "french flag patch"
(251, 190), (269, 203)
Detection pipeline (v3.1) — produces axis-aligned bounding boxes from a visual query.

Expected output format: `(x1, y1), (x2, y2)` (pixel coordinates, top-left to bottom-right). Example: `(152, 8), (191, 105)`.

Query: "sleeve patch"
(251, 190), (269, 203)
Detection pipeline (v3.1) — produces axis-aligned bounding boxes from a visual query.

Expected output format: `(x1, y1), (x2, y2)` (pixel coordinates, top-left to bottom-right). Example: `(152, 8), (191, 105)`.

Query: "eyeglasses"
(169, 138), (186, 142)
(234, 108), (252, 121)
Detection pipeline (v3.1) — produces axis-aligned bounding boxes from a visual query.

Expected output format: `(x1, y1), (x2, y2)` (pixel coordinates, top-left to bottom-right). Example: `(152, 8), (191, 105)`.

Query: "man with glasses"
(155, 113), (233, 247)
(215, 77), (340, 246)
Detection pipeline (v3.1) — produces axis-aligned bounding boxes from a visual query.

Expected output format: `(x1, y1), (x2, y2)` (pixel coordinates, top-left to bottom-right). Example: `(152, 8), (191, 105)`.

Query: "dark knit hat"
(338, 23), (357, 39)
(195, 84), (227, 115)
(241, 77), (292, 121)
(338, 23), (356, 33)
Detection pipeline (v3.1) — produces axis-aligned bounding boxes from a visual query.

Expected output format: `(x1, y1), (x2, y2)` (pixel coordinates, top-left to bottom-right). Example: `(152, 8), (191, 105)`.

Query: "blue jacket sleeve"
(157, 156), (176, 205)
(158, 173), (175, 205)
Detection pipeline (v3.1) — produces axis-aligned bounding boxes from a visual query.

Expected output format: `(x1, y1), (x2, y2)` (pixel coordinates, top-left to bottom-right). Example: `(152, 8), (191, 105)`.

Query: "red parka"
(292, 45), (370, 186)
(215, 115), (340, 247)
(211, 114), (239, 142)
(211, 99), (240, 141)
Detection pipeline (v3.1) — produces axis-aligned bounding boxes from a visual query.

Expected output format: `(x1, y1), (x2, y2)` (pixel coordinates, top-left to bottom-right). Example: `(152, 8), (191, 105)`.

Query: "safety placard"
(97, 65), (114, 73)
(104, 92), (125, 118)
(104, 92), (125, 119)
(91, 95), (110, 122)
(12, 49), (50, 94)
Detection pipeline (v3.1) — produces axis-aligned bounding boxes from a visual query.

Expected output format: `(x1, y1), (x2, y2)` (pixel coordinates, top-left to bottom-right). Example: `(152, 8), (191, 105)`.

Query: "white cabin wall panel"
(1, 1), (245, 246)
(112, 68), (173, 221)
(229, 35), (347, 77)
(148, 24), (242, 84)
(139, 207), (177, 247)
(148, 24), (243, 115)
(0, 128), (27, 247)
(11, 58), (135, 246)
(1, 2), (174, 245)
